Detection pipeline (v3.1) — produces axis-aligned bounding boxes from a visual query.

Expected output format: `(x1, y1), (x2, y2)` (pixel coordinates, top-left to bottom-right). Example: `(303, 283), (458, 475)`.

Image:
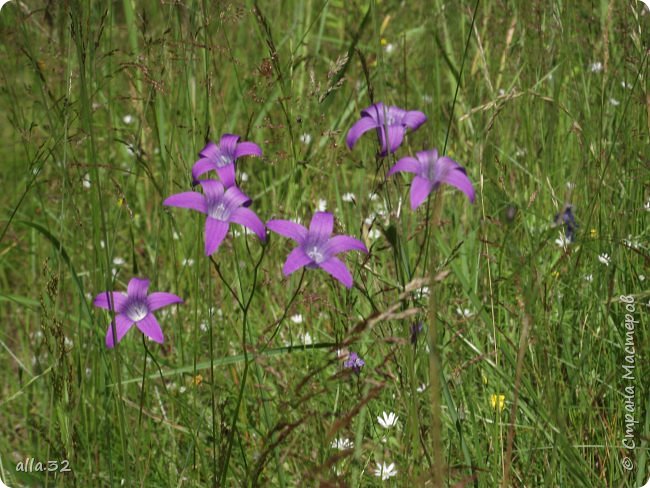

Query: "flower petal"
(384, 125), (405, 154)
(163, 192), (207, 213)
(309, 212), (334, 241)
(229, 207), (266, 241)
(135, 313), (164, 344)
(204, 217), (230, 256)
(323, 235), (368, 256)
(410, 176), (434, 209)
(219, 133), (240, 158)
(199, 141), (219, 159)
(191, 158), (216, 182)
(318, 256), (354, 288)
(403, 110), (427, 129)
(216, 164), (236, 188)
(346, 116), (378, 149)
(105, 314), (134, 348)
(266, 220), (308, 244)
(234, 141), (263, 159)
(387, 156), (420, 177)
(198, 179), (225, 201)
(360, 102), (385, 124)
(283, 247), (312, 276)
(127, 278), (150, 300)
(93, 291), (127, 312)
(147, 292), (183, 312)
(442, 166), (476, 203)
(224, 185), (251, 209)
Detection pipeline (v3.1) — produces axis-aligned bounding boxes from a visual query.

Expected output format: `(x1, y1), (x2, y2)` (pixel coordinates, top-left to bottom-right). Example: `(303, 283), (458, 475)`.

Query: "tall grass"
(0, 1), (648, 486)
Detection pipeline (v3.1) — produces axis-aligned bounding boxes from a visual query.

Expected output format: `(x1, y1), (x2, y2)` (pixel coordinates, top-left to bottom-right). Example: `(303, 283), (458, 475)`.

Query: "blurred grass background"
(0, 0), (648, 486)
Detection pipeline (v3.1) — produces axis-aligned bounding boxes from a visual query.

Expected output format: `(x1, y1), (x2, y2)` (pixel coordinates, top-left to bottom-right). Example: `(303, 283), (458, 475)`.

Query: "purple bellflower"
(191, 134), (262, 187)
(266, 212), (368, 289)
(346, 102), (427, 155)
(93, 277), (183, 348)
(163, 179), (266, 256)
(344, 351), (365, 374)
(387, 149), (475, 209)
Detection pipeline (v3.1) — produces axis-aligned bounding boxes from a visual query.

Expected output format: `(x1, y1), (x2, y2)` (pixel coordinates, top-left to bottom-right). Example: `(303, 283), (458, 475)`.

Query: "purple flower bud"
(410, 322), (423, 345)
(344, 351), (365, 374)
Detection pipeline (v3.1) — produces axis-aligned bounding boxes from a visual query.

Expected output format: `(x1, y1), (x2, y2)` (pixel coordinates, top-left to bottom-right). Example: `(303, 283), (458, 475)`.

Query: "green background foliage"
(0, 0), (648, 486)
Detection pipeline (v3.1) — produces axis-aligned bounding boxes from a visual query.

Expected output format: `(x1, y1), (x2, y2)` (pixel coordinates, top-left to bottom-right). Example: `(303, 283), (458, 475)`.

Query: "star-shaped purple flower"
(346, 102), (427, 155)
(266, 212), (368, 289)
(344, 351), (365, 374)
(191, 134), (262, 187)
(163, 179), (266, 256)
(387, 149), (475, 209)
(93, 277), (183, 348)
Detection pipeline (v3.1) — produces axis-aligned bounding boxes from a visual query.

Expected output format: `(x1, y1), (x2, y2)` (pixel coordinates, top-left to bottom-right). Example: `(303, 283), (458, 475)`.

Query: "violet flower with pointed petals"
(266, 212), (367, 289)
(163, 179), (266, 256)
(191, 134), (262, 187)
(387, 149), (475, 209)
(93, 277), (183, 348)
(346, 102), (427, 155)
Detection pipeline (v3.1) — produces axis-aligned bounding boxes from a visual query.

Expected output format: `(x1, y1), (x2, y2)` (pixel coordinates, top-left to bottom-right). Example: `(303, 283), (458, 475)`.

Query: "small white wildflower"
(515, 148), (526, 157)
(240, 172), (249, 182)
(419, 286), (430, 298)
(182, 258), (195, 267)
(100, 240), (106, 249)
(609, 98), (620, 107)
(589, 61), (603, 73)
(300, 133), (312, 145)
(112, 257), (125, 266)
(373, 462), (397, 480)
(455, 307), (474, 318)
(179, 386), (187, 394)
(318, 199), (327, 211)
(416, 383), (427, 393)
(598, 253), (610, 266)
(302, 332), (313, 345)
(622, 81), (632, 89)
(172, 231), (180, 240)
(64, 337), (73, 349)
(384, 43), (395, 54)
(342, 192), (355, 203)
(555, 232), (570, 249)
(584, 274), (593, 282)
(644, 200), (650, 212)
(330, 437), (353, 450)
(368, 192), (379, 201)
(639, 275), (645, 281)
(290, 314), (303, 324)
(85, 367), (92, 378)
(498, 88), (505, 97)
(368, 228), (381, 240)
(123, 114), (134, 124)
(82, 174), (91, 189)
(377, 411), (398, 429)
(566, 181), (576, 190)
(199, 322), (208, 332)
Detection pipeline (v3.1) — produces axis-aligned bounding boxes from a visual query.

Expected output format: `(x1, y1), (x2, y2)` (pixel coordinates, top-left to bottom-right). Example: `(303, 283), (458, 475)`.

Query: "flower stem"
(427, 190), (445, 486)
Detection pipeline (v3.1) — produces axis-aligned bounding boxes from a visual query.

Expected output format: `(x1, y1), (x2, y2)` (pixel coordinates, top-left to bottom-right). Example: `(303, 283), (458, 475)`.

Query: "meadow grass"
(0, 0), (648, 486)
